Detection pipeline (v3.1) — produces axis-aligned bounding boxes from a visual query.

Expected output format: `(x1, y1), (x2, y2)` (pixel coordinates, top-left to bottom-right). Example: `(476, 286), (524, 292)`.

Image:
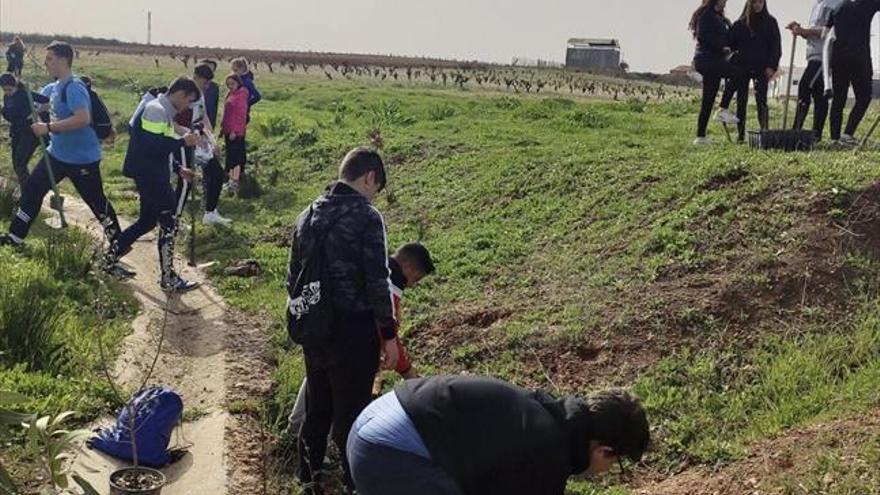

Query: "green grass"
(0, 216), (136, 483)
(4, 52), (880, 493)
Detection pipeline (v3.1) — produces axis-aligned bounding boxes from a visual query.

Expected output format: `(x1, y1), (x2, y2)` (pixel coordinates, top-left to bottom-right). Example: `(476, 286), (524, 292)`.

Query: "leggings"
(794, 60), (828, 139)
(694, 56), (743, 137)
(829, 52), (873, 140)
(9, 155), (120, 244)
(200, 157), (224, 212)
(720, 68), (770, 141)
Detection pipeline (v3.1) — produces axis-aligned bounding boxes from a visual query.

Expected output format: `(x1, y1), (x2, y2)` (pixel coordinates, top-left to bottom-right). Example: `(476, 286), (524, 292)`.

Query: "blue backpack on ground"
(88, 387), (185, 468)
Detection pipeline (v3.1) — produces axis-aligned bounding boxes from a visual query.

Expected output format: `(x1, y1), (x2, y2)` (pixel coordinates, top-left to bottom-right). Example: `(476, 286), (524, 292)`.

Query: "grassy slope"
(4, 52), (880, 492)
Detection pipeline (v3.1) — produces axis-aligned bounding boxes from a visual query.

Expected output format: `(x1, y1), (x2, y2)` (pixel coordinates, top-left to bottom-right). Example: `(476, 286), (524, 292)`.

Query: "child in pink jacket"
(221, 73), (249, 196)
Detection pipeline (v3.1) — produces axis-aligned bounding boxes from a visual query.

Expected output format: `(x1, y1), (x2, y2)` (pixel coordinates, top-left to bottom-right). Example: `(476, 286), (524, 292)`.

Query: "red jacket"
(221, 87), (249, 137)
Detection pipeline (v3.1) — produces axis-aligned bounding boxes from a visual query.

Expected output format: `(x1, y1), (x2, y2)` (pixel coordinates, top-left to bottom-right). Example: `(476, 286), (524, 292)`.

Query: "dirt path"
(54, 197), (273, 494)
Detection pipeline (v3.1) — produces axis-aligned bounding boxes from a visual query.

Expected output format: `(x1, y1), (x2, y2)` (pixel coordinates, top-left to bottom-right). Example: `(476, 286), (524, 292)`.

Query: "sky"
(1, 0), (880, 73)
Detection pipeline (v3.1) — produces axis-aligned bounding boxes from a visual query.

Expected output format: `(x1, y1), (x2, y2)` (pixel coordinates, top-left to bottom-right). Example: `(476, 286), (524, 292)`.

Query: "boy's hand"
(786, 21), (801, 31)
(183, 132), (199, 147)
(31, 122), (49, 137)
(381, 338), (399, 370)
(179, 167), (195, 181)
(229, 132), (237, 141)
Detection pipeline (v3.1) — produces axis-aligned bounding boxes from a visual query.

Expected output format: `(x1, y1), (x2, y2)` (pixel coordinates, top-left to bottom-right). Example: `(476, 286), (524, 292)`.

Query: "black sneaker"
(0, 234), (22, 248)
(104, 262), (137, 279)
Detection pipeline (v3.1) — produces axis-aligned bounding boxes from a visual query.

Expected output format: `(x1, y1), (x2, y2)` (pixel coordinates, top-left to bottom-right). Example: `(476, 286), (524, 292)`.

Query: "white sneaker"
(715, 108), (740, 125)
(203, 210), (232, 225)
(693, 136), (713, 146)
(840, 134), (860, 147)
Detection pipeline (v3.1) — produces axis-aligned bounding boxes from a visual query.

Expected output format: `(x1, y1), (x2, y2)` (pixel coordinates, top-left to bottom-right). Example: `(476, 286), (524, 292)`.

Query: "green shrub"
(428, 104), (456, 121)
(0, 254), (69, 372)
(31, 229), (96, 281)
(256, 115), (296, 138)
(567, 109), (610, 129)
(368, 99), (416, 127)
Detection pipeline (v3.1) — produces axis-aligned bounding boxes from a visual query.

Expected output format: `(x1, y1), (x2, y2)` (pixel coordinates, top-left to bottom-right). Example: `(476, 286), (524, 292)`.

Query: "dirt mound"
(636, 409), (880, 495)
(410, 180), (880, 392)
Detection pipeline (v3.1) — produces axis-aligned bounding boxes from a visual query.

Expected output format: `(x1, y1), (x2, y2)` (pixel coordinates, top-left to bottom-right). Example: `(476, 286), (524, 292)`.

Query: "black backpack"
(287, 208), (341, 348)
(60, 78), (113, 140)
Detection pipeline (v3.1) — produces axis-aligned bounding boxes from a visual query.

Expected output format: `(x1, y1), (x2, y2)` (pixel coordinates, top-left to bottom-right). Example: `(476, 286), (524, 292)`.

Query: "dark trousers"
(10, 131), (40, 185)
(298, 323), (379, 490)
(9, 156), (120, 244)
(347, 436), (463, 495)
(113, 176), (185, 285)
(694, 57), (743, 137)
(830, 52), (873, 140)
(720, 68), (770, 141)
(201, 157), (224, 212)
(794, 60), (829, 139)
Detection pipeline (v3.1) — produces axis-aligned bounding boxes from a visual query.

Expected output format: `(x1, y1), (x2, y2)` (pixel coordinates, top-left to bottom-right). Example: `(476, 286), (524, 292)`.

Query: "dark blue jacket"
(240, 71), (261, 108)
(122, 99), (184, 184)
(1, 83), (50, 136)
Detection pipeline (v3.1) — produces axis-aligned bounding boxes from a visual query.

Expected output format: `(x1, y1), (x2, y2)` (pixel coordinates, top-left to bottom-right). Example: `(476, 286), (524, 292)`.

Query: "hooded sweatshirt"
(395, 375), (594, 495)
(286, 182), (395, 345)
(728, 12), (782, 71)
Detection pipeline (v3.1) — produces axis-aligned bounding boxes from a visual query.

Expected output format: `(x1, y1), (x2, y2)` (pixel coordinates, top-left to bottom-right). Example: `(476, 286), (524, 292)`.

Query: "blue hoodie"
(240, 71), (261, 120)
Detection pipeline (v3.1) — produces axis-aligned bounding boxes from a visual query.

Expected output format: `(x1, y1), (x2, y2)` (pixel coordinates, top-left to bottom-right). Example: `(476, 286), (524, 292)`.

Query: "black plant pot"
(109, 466), (166, 495)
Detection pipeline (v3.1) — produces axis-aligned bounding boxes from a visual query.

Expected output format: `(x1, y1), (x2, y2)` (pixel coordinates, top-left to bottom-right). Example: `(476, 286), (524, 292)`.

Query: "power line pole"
(147, 11), (152, 45)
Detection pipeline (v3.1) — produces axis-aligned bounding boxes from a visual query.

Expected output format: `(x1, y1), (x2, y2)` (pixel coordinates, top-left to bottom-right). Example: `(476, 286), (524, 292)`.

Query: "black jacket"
(729, 15), (782, 71)
(694, 10), (732, 62)
(287, 182), (395, 341)
(1, 83), (50, 137)
(829, 0), (880, 58)
(204, 81), (220, 129)
(396, 376), (594, 495)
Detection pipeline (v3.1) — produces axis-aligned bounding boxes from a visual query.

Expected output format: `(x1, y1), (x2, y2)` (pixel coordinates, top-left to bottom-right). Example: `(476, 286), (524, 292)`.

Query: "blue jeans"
(347, 433), (463, 495)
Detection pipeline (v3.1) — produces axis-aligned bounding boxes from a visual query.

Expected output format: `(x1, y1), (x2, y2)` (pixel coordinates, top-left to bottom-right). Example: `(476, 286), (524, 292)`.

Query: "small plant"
(428, 104), (456, 121)
(256, 115), (296, 138)
(567, 109), (610, 129)
(1, 391), (99, 494)
(368, 100), (416, 127)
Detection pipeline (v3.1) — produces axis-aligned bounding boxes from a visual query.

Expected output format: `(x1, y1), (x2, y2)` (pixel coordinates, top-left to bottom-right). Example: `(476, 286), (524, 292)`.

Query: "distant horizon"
(2, 1), (880, 74)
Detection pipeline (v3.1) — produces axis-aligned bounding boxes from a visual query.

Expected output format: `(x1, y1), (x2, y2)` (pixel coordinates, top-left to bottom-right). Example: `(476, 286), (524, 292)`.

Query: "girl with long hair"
(690, 0), (743, 144)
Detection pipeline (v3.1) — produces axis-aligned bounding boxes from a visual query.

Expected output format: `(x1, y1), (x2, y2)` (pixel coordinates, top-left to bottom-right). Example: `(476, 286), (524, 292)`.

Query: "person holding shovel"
(347, 376), (650, 495)
(690, 0), (744, 145)
(788, 0), (846, 141)
(0, 41), (122, 249)
(103, 77), (201, 292)
(716, 0), (781, 143)
(826, 0), (880, 146)
(0, 72), (50, 185)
